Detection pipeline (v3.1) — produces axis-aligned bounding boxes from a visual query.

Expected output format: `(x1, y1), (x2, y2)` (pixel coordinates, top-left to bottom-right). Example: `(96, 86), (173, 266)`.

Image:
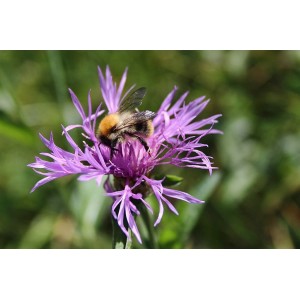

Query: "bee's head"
(98, 134), (112, 148)
(97, 134), (119, 159)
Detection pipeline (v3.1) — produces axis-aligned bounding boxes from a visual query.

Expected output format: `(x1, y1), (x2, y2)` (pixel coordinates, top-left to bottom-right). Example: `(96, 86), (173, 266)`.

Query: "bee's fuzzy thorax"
(98, 113), (119, 136)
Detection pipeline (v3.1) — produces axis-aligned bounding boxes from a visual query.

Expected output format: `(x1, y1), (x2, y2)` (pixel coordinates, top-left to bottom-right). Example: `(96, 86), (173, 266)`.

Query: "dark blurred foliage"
(0, 50), (299, 249)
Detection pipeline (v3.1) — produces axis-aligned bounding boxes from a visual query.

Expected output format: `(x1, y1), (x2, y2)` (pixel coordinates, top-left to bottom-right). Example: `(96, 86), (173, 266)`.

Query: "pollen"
(98, 113), (120, 136)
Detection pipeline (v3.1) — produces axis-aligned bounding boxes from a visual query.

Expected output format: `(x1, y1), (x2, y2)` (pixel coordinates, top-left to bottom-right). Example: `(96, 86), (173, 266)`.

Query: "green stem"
(112, 215), (132, 249)
(140, 204), (158, 249)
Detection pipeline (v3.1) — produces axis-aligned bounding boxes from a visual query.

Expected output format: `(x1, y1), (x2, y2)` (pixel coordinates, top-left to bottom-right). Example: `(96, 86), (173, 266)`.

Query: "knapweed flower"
(29, 66), (222, 244)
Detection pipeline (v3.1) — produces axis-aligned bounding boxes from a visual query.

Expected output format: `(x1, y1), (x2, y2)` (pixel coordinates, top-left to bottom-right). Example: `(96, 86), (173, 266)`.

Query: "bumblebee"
(97, 87), (156, 158)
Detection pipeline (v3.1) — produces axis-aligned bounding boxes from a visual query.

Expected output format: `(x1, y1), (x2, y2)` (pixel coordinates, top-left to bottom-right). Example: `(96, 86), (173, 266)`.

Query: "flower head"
(29, 66), (222, 243)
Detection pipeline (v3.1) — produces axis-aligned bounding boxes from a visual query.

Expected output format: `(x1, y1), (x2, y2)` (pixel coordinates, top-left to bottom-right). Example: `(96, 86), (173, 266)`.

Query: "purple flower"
(28, 66), (222, 244)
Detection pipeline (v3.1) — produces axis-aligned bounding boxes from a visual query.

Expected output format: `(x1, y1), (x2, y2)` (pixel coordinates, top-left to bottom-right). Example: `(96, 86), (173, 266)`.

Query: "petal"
(61, 126), (82, 153)
(125, 204), (142, 244)
(153, 190), (164, 227)
(163, 187), (204, 204)
(30, 176), (56, 193)
(156, 86), (178, 115)
(116, 67), (128, 102)
(64, 124), (83, 132)
(68, 89), (86, 121)
(160, 196), (179, 215)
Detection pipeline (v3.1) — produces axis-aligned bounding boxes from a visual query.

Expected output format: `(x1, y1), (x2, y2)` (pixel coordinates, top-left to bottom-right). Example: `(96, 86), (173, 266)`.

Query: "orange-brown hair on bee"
(98, 113), (120, 137)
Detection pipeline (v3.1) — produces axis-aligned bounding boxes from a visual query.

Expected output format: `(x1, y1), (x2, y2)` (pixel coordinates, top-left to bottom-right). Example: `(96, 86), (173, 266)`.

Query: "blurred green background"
(0, 50), (300, 249)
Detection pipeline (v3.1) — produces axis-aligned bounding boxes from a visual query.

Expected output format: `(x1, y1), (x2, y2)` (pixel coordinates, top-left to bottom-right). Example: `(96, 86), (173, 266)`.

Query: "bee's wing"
(115, 110), (156, 130)
(119, 87), (147, 113)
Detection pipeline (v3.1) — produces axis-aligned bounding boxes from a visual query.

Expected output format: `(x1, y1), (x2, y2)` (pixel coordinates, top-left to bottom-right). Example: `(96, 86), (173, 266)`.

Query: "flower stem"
(111, 215), (132, 249)
(139, 204), (158, 249)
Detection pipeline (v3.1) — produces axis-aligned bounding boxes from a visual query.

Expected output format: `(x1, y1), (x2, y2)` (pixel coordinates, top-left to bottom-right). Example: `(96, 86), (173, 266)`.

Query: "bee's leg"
(125, 132), (150, 153)
(110, 140), (119, 159)
(110, 148), (119, 160)
(138, 136), (150, 153)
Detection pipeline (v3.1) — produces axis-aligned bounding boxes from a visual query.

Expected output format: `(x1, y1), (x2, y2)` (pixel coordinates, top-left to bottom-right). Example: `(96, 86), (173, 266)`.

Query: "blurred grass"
(0, 50), (300, 248)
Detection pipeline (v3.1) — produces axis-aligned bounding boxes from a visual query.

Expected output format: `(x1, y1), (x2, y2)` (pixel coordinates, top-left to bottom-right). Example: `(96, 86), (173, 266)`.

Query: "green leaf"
(154, 174), (183, 187)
